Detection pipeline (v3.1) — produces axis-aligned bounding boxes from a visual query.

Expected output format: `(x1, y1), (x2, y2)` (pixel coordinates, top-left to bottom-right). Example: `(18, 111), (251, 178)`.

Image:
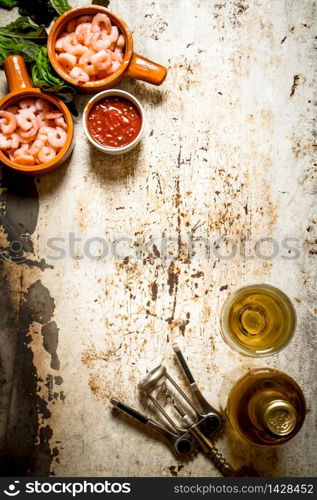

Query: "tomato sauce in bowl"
(87, 96), (142, 149)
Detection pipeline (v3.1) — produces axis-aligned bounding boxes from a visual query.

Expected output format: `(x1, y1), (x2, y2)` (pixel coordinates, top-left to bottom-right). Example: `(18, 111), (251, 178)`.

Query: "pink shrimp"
(14, 154), (35, 166)
(114, 47), (123, 63)
(91, 13), (112, 34)
(117, 34), (125, 49)
(38, 145), (57, 164)
(6, 149), (16, 161)
(17, 110), (38, 131)
(14, 144), (29, 157)
(63, 33), (87, 56)
(0, 110), (17, 135)
(29, 139), (45, 156)
(47, 127), (67, 148)
(91, 31), (111, 52)
(35, 98), (51, 113)
(17, 130), (37, 143)
(77, 15), (93, 24)
(19, 99), (36, 112)
(75, 23), (93, 45)
(57, 53), (77, 73)
(20, 122), (40, 139)
(55, 115), (67, 130)
(0, 133), (13, 149)
(91, 49), (112, 71)
(44, 111), (63, 120)
(78, 52), (98, 76)
(66, 19), (77, 33)
(69, 66), (90, 83)
(36, 112), (46, 128)
(7, 133), (19, 149)
(111, 61), (121, 73)
(55, 33), (68, 52)
(108, 26), (119, 44)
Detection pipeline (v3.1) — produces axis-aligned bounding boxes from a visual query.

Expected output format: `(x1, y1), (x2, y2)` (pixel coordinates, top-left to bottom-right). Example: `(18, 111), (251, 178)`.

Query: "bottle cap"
(262, 399), (297, 437)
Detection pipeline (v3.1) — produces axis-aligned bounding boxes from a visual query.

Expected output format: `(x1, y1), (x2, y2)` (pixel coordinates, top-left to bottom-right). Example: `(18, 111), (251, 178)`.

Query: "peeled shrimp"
(77, 15), (93, 24)
(0, 97), (67, 166)
(75, 23), (93, 45)
(56, 33), (68, 52)
(66, 19), (77, 33)
(117, 34), (125, 49)
(45, 112), (63, 120)
(111, 61), (121, 73)
(19, 99), (36, 112)
(58, 53), (77, 73)
(55, 14), (125, 82)
(63, 33), (87, 56)
(0, 133), (15, 149)
(7, 133), (19, 149)
(18, 116), (39, 138)
(29, 139), (45, 156)
(91, 50), (112, 71)
(14, 144), (29, 157)
(17, 109), (38, 132)
(78, 52), (98, 76)
(114, 47), (123, 63)
(91, 13), (112, 34)
(55, 116), (67, 130)
(38, 145), (57, 164)
(17, 131), (37, 143)
(14, 144), (35, 165)
(108, 26), (119, 45)
(69, 66), (90, 83)
(0, 110), (17, 135)
(47, 127), (67, 148)
(14, 154), (35, 166)
(91, 32), (111, 52)
(35, 98), (51, 113)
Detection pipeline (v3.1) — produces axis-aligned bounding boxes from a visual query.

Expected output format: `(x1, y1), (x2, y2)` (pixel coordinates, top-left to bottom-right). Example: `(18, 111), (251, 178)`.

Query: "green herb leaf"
(31, 47), (76, 103)
(50, 0), (72, 15)
(0, 16), (47, 39)
(0, 35), (39, 65)
(0, 0), (18, 9)
(17, 1), (58, 27)
(92, 0), (110, 7)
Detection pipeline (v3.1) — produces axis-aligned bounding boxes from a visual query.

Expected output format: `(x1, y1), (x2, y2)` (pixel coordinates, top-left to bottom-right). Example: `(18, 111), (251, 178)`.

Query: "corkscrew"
(110, 344), (259, 477)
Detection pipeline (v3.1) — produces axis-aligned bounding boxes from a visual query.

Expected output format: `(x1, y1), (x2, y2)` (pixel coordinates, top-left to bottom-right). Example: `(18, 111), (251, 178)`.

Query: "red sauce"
(87, 97), (142, 148)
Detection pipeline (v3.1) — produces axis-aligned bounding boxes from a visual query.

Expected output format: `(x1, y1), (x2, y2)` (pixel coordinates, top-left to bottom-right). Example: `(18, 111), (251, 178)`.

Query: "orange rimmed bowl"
(0, 55), (74, 175)
(47, 5), (168, 94)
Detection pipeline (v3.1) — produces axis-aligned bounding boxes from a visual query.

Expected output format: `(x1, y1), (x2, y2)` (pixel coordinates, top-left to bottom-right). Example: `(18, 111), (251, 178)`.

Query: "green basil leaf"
(0, 0), (18, 9)
(50, 0), (72, 15)
(92, 0), (110, 7)
(31, 46), (76, 103)
(0, 34), (39, 65)
(0, 16), (47, 39)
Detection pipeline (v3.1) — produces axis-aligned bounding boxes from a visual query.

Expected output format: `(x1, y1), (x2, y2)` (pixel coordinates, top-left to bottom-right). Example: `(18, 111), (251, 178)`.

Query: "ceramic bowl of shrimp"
(47, 5), (167, 94)
(0, 55), (74, 175)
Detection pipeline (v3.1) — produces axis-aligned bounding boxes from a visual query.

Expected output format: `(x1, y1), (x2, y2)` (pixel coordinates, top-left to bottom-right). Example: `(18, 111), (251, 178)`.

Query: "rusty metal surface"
(0, 0), (316, 477)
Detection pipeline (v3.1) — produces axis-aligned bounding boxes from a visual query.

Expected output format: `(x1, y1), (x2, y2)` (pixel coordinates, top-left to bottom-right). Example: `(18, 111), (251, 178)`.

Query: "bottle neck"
(248, 391), (298, 438)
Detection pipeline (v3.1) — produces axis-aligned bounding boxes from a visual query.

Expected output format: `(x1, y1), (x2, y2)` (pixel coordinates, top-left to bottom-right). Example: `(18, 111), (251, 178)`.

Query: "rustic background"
(0, 0), (316, 477)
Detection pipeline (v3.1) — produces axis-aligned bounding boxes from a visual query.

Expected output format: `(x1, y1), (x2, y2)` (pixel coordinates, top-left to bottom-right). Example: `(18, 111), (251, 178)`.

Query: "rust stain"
(168, 464), (184, 477)
(167, 261), (180, 296)
(150, 281), (158, 301)
(290, 74), (300, 97)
